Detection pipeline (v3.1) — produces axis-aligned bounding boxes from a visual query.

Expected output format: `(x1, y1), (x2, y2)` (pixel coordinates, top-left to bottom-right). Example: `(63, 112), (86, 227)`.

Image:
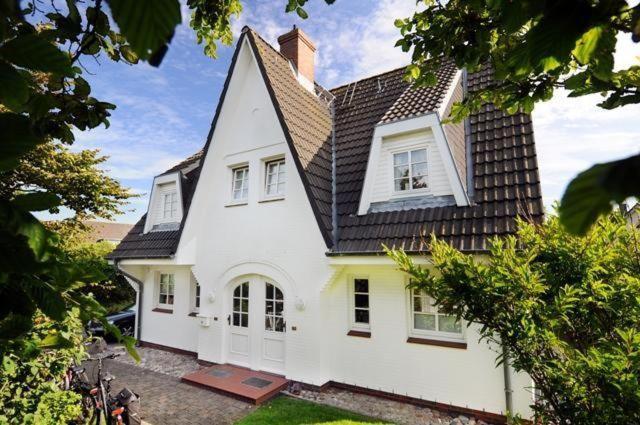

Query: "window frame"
(348, 276), (371, 331)
(407, 286), (465, 342)
(391, 147), (429, 195)
(263, 157), (286, 199)
(230, 165), (249, 203)
(157, 273), (175, 310)
(190, 276), (200, 314)
(162, 191), (178, 219)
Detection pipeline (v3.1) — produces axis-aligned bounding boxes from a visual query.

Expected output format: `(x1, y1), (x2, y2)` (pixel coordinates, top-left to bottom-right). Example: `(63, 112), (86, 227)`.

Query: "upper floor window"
(352, 278), (370, 328)
(265, 159), (286, 197)
(162, 191), (178, 219)
(411, 288), (462, 339)
(394, 148), (427, 192)
(232, 166), (249, 201)
(158, 273), (175, 307)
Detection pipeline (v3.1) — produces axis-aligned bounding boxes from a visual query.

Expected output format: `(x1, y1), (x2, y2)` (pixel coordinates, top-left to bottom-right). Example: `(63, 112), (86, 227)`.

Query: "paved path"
(93, 359), (255, 425)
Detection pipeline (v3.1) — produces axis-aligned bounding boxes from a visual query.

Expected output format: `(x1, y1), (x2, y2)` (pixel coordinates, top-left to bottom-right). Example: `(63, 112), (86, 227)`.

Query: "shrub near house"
(389, 212), (640, 424)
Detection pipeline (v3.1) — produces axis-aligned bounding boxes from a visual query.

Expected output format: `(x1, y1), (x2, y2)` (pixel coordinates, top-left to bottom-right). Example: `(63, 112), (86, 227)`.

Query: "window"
(232, 282), (249, 327)
(162, 192), (178, 219)
(265, 283), (285, 332)
(393, 148), (428, 192)
(232, 166), (249, 201)
(191, 279), (200, 314)
(411, 288), (462, 339)
(158, 274), (175, 307)
(352, 278), (370, 328)
(265, 159), (286, 197)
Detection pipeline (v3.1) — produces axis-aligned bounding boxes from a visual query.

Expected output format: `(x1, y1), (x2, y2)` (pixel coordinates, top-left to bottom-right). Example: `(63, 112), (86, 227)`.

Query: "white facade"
(118, 36), (533, 419)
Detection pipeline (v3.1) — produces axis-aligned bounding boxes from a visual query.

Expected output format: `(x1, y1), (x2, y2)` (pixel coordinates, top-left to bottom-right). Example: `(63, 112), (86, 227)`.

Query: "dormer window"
(232, 166), (249, 201)
(162, 191), (178, 219)
(394, 148), (428, 192)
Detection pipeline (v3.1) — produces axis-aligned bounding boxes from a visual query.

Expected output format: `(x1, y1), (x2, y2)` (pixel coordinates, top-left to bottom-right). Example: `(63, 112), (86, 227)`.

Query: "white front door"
(227, 277), (286, 374)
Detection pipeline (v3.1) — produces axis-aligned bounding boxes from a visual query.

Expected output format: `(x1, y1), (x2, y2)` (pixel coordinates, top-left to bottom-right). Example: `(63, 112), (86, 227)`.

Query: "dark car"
(88, 306), (136, 338)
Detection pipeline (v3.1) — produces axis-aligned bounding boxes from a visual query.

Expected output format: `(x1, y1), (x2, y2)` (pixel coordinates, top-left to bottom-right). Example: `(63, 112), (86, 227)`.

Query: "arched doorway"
(227, 275), (285, 374)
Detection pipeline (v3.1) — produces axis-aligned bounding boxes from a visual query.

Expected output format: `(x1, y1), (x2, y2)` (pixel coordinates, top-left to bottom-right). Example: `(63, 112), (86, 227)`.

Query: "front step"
(181, 364), (289, 405)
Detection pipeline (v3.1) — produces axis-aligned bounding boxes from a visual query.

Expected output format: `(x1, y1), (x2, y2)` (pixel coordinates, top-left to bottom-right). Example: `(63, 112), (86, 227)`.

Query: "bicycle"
(66, 350), (138, 424)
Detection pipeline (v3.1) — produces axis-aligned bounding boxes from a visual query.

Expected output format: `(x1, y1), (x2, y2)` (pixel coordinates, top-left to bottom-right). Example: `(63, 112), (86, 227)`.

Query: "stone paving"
(110, 344), (205, 378)
(90, 358), (254, 425)
(294, 388), (494, 425)
(97, 345), (494, 425)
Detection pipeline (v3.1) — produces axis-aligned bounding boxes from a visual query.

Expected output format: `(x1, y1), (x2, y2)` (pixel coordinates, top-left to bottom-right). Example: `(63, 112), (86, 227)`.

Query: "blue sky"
(61, 0), (640, 224)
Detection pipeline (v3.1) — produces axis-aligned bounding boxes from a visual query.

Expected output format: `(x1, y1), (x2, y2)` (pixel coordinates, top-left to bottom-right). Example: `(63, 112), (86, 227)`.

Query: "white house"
(110, 26), (544, 421)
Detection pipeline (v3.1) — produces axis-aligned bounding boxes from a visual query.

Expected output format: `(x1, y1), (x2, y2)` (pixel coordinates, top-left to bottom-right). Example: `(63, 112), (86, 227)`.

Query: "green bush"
(32, 391), (82, 425)
(0, 311), (86, 424)
(389, 212), (640, 424)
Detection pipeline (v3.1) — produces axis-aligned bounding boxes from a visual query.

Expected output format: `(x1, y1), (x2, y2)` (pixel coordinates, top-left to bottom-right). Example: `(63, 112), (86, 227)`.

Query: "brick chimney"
(278, 26), (316, 88)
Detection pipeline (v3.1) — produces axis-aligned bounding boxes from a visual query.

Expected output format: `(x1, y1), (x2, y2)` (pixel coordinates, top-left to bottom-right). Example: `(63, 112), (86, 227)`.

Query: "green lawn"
(235, 396), (393, 425)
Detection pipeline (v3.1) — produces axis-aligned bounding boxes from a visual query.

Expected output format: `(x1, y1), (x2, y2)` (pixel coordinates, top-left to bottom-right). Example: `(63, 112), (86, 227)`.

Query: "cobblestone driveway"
(92, 358), (254, 425)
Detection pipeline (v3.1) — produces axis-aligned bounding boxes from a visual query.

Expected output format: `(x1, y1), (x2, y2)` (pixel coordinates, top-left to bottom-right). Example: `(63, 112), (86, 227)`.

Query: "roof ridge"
(329, 65), (409, 92)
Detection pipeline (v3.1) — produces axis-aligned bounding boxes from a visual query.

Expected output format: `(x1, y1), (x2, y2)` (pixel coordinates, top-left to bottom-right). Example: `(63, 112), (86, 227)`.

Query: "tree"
(390, 0), (640, 235)
(388, 213), (640, 424)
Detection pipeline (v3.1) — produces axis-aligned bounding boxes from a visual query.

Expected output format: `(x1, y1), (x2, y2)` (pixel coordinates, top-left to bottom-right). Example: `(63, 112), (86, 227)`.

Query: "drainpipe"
(330, 98), (339, 248)
(503, 345), (514, 415)
(114, 260), (143, 342)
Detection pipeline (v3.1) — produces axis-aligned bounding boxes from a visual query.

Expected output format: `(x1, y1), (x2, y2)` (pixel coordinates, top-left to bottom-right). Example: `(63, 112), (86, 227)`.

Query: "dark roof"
(334, 65), (543, 253)
(110, 27), (543, 260)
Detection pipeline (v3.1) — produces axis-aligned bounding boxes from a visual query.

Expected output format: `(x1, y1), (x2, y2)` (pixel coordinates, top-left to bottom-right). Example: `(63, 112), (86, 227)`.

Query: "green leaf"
(296, 7), (308, 19)
(107, 0), (181, 63)
(573, 26), (602, 65)
(559, 154), (640, 234)
(119, 45), (139, 63)
(74, 77), (90, 98)
(12, 192), (61, 212)
(38, 332), (73, 349)
(0, 61), (28, 110)
(0, 113), (43, 162)
(0, 34), (72, 75)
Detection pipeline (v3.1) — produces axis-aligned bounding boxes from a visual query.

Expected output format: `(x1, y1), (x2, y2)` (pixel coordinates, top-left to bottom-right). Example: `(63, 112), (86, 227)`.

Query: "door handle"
(227, 314), (231, 325)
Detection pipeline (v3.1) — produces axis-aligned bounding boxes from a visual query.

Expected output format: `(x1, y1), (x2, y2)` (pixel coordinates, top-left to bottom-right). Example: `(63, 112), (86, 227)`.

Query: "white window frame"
(230, 165), (249, 203)
(348, 276), (371, 330)
(157, 273), (175, 309)
(392, 147), (429, 194)
(407, 287), (465, 342)
(263, 157), (286, 199)
(190, 276), (200, 314)
(162, 191), (178, 219)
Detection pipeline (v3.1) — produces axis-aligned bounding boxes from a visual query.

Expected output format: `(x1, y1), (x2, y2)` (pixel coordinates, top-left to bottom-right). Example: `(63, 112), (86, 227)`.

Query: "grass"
(235, 396), (393, 425)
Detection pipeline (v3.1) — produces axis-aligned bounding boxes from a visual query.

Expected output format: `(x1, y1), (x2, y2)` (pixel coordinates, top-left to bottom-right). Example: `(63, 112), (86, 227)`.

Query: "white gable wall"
(177, 39), (332, 384)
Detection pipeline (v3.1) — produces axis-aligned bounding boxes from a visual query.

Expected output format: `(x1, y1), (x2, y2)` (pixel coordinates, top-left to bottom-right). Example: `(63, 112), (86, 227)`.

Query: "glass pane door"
(232, 282), (249, 328)
(265, 283), (284, 332)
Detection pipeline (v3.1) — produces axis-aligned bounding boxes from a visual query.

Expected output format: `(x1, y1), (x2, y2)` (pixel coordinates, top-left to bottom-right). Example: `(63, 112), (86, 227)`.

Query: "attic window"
(265, 158), (286, 197)
(162, 192), (178, 219)
(394, 149), (428, 192)
(232, 166), (249, 201)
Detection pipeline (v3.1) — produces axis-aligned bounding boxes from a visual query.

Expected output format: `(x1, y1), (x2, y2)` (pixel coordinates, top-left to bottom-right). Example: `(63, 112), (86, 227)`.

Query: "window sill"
(258, 196), (285, 203)
(225, 201), (248, 208)
(152, 308), (173, 314)
(347, 330), (371, 338)
(407, 337), (466, 349)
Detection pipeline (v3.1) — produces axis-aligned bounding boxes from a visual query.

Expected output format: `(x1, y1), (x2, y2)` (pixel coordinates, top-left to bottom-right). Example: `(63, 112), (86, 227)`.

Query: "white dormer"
(144, 171), (184, 233)
(358, 113), (469, 215)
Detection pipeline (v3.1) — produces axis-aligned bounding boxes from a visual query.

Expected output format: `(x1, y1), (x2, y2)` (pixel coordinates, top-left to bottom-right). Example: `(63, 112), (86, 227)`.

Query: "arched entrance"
(227, 275), (285, 374)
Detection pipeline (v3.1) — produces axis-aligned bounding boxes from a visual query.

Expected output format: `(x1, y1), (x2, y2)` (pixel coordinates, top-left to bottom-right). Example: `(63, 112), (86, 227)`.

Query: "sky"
(59, 0), (640, 224)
